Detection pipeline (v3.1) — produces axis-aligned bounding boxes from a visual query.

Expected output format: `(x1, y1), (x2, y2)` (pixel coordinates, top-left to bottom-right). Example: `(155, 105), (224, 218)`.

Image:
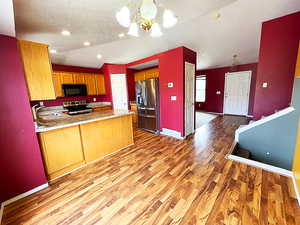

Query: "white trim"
(291, 173), (300, 206)
(226, 154), (292, 177)
(235, 106), (295, 142)
(223, 71), (252, 116)
(0, 183), (48, 224)
(110, 74), (129, 111)
(246, 115), (254, 118)
(161, 128), (184, 139)
(185, 62), (196, 136)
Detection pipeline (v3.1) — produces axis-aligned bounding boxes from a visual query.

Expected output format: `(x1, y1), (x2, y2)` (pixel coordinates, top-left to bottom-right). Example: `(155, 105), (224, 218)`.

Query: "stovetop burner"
(63, 100), (92, 115)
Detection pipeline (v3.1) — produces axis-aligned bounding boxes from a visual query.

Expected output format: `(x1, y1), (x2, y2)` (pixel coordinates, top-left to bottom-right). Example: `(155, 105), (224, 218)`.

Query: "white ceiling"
(13, 0), (300, 70)
(1, 0), (16, 37)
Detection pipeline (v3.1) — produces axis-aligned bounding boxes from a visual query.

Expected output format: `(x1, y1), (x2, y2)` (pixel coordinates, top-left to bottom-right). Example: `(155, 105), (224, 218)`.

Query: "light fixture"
(83, 41), (91, 46)
(116, 0), (177, 37)
(97, 54), (102, 59)
(49, 49), (57, 54)
(212, 12), (221, 19)
(127, 22), (139, 37)
(116, 6), (131, 28)
(61, 30), (71, 36)
(118, 33), (125, 38)
(163, 9), (178, 28)
(150, 23), (162, 37)
(140, 0), (157, 20)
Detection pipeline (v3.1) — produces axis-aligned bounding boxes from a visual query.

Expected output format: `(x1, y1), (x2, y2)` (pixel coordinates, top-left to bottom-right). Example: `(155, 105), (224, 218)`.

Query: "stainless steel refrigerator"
(135, 78), (160, 133)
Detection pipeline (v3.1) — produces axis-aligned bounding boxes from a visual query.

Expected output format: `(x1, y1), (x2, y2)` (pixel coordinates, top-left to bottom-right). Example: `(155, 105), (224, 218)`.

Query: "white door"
(223, 71), (252, 116)
(185, 62), (195, 136)
(110, 74), (128, 110)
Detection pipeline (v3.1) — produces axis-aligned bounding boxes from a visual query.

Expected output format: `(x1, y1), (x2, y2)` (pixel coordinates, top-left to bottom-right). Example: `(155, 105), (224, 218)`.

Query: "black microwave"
(62, 84), (87, 97)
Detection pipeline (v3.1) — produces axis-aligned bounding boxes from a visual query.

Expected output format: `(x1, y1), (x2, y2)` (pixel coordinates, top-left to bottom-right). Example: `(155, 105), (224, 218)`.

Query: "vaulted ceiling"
(13, 0), (300, 70)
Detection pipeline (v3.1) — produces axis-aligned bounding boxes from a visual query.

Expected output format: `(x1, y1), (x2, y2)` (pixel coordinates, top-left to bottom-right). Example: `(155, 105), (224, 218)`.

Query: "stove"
(63, 100), (92, 115)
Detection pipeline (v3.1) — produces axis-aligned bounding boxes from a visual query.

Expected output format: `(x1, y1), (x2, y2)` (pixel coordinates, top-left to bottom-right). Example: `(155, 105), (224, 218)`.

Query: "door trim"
(223, 70), (252, 116)
(185, 62), (196, 136)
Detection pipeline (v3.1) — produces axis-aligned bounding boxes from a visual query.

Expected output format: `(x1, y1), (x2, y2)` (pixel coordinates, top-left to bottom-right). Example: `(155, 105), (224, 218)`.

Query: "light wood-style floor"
(2, 115), (300, 225)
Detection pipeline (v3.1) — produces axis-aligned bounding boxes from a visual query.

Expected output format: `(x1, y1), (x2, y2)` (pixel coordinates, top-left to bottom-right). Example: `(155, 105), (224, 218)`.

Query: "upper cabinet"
(295, 43), (300, 77)
(95, 74), (106, 95)
(134, 68), (159, 81)
(52, 72), (106, 97)
(18, 40), (56, 101)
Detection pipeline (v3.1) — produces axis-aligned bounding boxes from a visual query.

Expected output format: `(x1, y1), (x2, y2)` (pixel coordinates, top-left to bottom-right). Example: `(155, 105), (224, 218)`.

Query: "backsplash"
(30, 95), (111, 107)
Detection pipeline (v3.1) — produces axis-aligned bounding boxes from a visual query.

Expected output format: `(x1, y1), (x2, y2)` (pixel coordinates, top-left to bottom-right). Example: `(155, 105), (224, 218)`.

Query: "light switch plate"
(216, 91), (221, 95)
(39, 101), (44, 106)
(167, 82), (174, 88)
(93, 97), (96, 102)
(171, 96), (177, 101)
(262, 82), (268, 88)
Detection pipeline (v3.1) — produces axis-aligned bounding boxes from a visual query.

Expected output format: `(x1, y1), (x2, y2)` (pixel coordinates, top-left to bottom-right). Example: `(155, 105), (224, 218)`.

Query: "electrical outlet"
(167, 82), (174, 88)
(171, 96), (177, 101)
(216, 91), (221, 95)
(262, 82), (268, 88)
(93, 98), (96, 102)
(39, 101), (44, 106)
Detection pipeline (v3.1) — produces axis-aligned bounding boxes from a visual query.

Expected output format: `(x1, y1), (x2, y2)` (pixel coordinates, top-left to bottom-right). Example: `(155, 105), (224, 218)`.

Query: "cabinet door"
(18, 40), (56, 100)
(39, 126), (85, 180)
(52, 72), (63, 97)
(95, 74), (106, 95)
(73, 73), (86, 84)
(134, 71), (146, 81)
(85, 74), (97, 95)
(93, 106), (112, 112)
(145, 68), (159, 79)
(60, 72), (74, 84)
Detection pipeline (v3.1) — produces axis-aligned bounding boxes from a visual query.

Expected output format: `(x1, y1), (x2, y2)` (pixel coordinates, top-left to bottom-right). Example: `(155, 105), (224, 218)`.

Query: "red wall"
(197, 63), (258, 115)
(0, 35), (47, 203)
(253, 12), (300, 120)
(127, 46), (197, 136)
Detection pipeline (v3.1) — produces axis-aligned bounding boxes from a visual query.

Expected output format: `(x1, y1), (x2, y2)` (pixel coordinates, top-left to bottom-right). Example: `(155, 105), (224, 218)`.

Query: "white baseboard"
(160, 128), (184, 139)
(227, 154), (293, 177)
(0, 183), (48, 224)
(291, 173), (300, 206)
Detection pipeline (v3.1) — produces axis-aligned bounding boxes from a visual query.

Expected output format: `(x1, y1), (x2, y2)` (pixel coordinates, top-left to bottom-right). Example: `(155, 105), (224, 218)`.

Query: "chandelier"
(116, 0), (178, 37)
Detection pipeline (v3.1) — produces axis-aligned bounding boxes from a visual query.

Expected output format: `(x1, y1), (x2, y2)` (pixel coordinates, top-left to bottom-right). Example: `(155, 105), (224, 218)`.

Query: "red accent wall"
(197, 63), (258, 115)
(127, 46), (197, 136)
(0, 35), (47, 203)
(252, 12), (300, 120)
(126, 68), (136, 102)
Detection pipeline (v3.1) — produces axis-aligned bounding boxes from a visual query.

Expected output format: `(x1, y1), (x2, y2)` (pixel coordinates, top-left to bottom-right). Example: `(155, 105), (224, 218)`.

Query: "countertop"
(35, 110), (133, 133)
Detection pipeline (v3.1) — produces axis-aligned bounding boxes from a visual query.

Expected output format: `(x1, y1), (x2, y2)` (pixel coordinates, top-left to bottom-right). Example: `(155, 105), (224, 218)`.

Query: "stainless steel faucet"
(32, 104), (45, 122)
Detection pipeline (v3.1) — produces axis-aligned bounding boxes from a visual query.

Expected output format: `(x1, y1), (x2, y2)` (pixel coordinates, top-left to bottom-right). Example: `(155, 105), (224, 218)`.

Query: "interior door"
(110, 74), (128, 110)
(223, 71), (252, 116)
(185, 62), (195, 136)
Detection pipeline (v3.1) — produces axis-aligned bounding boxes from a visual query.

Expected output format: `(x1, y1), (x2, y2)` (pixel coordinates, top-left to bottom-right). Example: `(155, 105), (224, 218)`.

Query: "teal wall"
(239, 78), (300, 170)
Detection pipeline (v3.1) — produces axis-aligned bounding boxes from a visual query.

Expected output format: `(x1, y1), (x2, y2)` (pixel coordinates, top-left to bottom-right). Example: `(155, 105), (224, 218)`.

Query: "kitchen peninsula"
(37, 109), (134, 180)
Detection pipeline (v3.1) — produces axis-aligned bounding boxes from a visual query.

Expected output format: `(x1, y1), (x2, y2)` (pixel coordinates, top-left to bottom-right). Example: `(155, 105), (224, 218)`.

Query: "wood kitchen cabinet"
(60, 72), (74, 84)
(84, 73), (97, 95)
(52, 72), (63, 97)
(95, 74), (106, 95)
(18, 40), (56, 100)
(39, 126), (85, 180)
(134, 68), (159, 81)
(73, 73), (86, 84)
(80, 115), (133, 162)
(93, 106), (112, 112)
(130, 104), (137, 124)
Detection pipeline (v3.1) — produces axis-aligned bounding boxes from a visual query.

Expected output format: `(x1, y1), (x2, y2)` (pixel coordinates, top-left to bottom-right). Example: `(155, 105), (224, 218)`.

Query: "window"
(196, 75), (206, 102)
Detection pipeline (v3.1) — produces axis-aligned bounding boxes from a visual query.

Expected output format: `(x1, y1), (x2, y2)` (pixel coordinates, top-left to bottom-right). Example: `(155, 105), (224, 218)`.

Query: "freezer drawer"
(138, 115), (157, 133)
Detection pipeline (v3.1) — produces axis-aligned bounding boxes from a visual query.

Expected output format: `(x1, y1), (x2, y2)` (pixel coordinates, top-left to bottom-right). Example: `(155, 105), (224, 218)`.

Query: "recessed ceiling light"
(212, 13), (221, 19)
(83, 41), (91, 46)
(61, 30), (71, 36)
(49, 49), (57, 54)
(97, 54), (102, 59)
(118, 33), (125, 38)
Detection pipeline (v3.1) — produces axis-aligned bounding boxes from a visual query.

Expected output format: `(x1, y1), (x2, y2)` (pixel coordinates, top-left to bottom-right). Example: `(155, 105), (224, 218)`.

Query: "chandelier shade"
(116, 6), (131, 28)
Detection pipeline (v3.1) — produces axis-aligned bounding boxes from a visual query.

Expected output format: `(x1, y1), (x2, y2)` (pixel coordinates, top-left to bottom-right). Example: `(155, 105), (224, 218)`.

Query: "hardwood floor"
(2, 115), (300, 225)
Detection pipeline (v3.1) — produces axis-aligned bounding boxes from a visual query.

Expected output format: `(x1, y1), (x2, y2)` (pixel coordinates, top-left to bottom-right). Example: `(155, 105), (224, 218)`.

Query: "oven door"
(62, 84), (87, 97)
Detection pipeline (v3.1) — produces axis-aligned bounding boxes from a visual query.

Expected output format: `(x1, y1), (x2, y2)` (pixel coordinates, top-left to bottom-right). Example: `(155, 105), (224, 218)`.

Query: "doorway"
(223, 71), (252, 116)
(110, 74), (128, 110)
(185, 62), (196, 136)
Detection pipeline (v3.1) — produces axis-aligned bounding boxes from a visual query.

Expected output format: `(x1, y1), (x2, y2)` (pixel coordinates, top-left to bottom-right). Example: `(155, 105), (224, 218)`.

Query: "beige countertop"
(35, 110), (132, 133)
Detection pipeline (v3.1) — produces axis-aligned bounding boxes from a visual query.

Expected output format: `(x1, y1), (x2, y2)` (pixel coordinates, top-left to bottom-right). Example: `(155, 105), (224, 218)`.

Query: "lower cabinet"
(39, 126), (85, 180)
(80, 115), (133, 162)
(93, 106), (112, 112)
(38, 115), (134, 180)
